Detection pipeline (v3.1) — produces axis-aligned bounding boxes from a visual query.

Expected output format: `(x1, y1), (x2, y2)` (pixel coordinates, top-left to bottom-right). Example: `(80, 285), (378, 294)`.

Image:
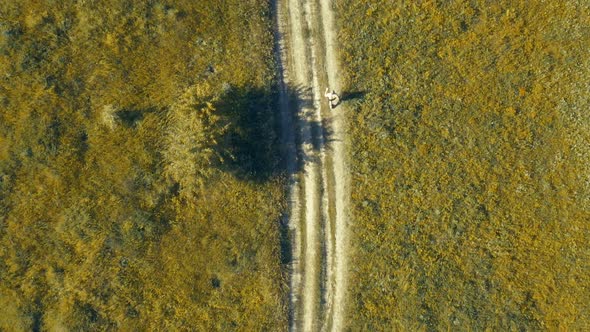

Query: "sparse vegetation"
(4, 0), (590, 329)
(0, 0), (286, 330)
(338, 0), (590, 330)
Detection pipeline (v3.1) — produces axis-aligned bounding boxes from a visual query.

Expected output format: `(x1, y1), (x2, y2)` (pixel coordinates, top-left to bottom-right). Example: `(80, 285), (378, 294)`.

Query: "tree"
(163, 83), (228, 198)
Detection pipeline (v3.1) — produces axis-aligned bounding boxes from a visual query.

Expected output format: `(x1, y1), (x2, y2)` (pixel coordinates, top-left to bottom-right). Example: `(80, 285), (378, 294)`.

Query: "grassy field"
(337, 0), (590, 330)
(0, 0), (287, 330)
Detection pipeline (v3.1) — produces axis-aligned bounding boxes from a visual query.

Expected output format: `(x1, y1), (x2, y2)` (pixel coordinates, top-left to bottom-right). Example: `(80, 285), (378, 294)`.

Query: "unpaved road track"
(273, 0), (349, 330)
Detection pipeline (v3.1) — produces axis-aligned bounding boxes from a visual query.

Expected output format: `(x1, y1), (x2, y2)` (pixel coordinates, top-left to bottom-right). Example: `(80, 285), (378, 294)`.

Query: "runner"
(324, 88), (340, 109)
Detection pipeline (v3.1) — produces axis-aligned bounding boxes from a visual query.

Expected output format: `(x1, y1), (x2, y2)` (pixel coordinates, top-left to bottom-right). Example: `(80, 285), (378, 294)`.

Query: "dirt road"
(273, 0), (349, 330)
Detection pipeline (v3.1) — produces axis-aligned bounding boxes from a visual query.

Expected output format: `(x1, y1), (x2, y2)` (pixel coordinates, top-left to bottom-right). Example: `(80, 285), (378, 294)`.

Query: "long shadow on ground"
(216, 84), (337, 184)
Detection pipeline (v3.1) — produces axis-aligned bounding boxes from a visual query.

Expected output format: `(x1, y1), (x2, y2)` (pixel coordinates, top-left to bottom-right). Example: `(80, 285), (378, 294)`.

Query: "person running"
(325, 88), (340, 109)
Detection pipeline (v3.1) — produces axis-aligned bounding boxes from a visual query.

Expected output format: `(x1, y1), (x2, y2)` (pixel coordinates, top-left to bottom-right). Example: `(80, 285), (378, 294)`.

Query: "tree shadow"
(215, 83), (334, 184)
(214, 83), (336, 324)
(215, 86), (280, 182)
(287, 84), (339, 166)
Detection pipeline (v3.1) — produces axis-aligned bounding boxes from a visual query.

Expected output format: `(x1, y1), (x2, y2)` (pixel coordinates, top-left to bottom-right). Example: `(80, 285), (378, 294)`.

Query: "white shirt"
(325, 89), (337, 100)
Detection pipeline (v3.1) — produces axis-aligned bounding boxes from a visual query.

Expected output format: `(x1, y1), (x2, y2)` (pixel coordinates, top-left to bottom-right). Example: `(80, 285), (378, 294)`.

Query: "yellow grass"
(0, 0), (286, 329)
(337, 0), (590, 329)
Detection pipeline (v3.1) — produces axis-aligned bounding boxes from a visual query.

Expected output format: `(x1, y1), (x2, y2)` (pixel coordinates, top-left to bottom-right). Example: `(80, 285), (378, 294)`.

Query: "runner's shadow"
(340, 90), (367, 102)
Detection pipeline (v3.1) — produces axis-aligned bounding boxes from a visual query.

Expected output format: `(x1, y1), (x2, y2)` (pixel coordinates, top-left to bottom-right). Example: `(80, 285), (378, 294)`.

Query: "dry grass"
(337, 0), (590, 329)
(0, 0), (286, 330)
